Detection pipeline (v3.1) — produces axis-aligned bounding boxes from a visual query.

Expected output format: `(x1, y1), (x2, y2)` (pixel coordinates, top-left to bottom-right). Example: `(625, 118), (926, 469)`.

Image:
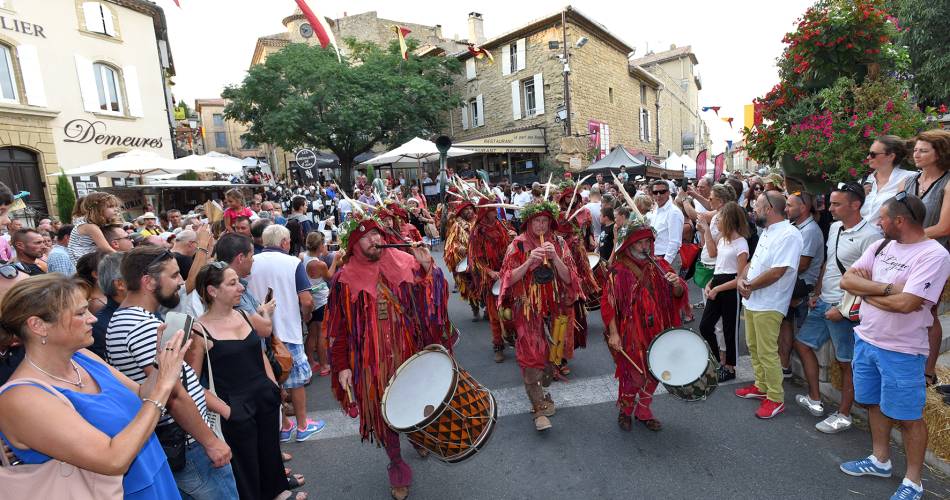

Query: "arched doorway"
(0, 147), (50, 217)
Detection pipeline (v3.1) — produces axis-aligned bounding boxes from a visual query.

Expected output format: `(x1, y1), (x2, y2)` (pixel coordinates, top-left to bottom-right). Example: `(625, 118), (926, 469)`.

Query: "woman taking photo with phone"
(0, 274), (188, 499)
(194, 263), (305, 500)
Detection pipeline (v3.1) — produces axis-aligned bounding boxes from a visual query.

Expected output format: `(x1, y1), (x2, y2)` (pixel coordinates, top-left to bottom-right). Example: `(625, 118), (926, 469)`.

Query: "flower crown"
(338, 212), (383, 251)
(520, 200), (560, 221)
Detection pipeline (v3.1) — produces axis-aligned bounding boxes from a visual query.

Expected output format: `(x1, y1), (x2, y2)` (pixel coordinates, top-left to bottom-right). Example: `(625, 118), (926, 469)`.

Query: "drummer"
(469, 198), (513, 362)
(326, 212), (453, 500)
(498, 200), (582, 431)
(601, 213), (688, 432)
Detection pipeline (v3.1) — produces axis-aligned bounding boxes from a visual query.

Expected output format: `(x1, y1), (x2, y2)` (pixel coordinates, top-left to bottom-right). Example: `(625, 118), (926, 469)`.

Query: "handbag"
(267, 333), (293, 385)
(198, 324), (225, 440)
(678, 242), (701, 280)
(834, 233), (890, 321)
(0, 378), (123, 499)
(154, 421), (186, 472)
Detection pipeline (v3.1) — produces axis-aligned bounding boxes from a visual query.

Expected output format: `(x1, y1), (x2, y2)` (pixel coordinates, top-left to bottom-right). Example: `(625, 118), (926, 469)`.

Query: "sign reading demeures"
(63, 119), (165, 149)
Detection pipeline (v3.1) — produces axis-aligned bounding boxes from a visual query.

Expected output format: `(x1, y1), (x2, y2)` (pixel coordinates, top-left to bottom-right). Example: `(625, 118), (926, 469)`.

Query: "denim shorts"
(852, 337), (926, 421)
(174, 441), (238, 500)
(795, 298), (857, 362)
(282, 342), (312, 389)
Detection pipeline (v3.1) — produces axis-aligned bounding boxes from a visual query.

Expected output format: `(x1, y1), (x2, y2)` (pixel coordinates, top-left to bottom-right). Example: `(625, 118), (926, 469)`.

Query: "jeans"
(175, 441), (239, 500)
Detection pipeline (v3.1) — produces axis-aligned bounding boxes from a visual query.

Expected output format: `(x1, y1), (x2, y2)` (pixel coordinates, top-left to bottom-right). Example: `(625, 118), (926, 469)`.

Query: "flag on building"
(695, 149), (708, 179)
(713, 153), (725, 179)
(294, 0), (342, 62)
(392, 25), (412, 60)
(467, 44), (494, 64)
(171, 0), (181, 6)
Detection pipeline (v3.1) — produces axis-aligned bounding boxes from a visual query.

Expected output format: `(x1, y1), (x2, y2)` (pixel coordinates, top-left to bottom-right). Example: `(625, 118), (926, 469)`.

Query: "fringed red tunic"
(498, 232), (582, 370)
(444, 218), (478, 305)
(467, 215), (510, 299)
(600, 256), (687, 413)
(327, 250), (454, 444)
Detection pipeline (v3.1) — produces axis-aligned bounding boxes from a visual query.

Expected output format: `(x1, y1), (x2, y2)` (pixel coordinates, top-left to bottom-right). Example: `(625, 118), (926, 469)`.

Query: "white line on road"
(304, 355), (754, 441)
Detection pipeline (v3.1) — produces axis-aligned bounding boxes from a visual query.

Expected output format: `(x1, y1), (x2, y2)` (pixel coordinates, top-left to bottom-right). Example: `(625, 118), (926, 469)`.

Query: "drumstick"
(615, 348), (645, 375)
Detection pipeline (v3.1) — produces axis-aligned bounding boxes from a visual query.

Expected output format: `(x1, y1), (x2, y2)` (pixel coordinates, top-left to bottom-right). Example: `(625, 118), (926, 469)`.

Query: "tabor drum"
(587, 253), (600, 269)
(455, 257), (469, 274)
(491, 279), (501, 296)
(381, 345), (497, 463)
(646, 328), (719, 402)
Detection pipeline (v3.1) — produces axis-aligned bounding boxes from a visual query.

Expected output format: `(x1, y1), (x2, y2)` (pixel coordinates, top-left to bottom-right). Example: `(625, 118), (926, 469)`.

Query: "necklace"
(27, 357), (84, 389)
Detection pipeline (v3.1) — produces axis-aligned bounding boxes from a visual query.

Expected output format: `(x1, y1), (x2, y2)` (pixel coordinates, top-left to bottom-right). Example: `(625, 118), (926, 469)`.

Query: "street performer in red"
(601, 212), (688, 432)
(443, 200), (481, 320)
(327, 212), (453, 500)
(468, 198), (513, 362)
(498, 200), (582, 431)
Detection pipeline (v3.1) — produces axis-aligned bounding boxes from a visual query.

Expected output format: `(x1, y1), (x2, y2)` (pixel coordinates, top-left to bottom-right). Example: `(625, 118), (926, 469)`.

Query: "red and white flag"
(294, 0), (342, 62)
(467, 44), (494, 64)
(695, 149), (708, 179)
(392, 25), (411, 60)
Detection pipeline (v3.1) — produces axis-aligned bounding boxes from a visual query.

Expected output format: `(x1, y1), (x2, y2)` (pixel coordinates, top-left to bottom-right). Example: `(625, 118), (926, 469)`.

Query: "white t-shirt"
(714, 236), (748, 275)
(700, 212), (721, 266)
(819, 219), (882, 304)
(744, 220), (804, 313)
(861, 168), (915, 225)
(584, 201), (602, 238)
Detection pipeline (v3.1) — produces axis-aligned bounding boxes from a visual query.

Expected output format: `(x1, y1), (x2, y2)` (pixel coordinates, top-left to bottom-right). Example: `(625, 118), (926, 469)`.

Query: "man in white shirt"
(794, 183), (881, 434)
(584, 187), (604, 239)
(511, 183), (533, 231)
(648, 180), (684, 264)
(736, 191), (804, 419)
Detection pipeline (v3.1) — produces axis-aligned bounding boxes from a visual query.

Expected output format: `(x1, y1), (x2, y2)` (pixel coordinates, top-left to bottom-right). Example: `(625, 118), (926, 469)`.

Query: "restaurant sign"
(455, 128), (546, 154)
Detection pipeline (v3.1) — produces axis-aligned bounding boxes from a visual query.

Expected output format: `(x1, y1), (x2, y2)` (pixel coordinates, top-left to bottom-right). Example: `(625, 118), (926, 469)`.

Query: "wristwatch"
(883, 283), (894, 296)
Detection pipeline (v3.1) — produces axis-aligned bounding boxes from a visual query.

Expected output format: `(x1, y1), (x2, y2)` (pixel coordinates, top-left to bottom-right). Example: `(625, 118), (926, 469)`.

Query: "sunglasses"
(208, 261), (228, 270)
(651, 189), (669, 195)
(893, 191), (920, 223)
(0, 263), (18, 279)
(146, 249), (174, 270)
(867, 151), (888, 159)
(834, 182), (866, 200)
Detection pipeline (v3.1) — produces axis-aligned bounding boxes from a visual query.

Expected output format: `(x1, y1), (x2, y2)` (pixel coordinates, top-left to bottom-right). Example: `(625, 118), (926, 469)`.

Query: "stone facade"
(194, 98), (263, 160)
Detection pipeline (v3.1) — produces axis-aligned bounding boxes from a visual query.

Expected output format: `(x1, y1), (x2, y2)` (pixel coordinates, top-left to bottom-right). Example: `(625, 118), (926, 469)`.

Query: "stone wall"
(0, 114), (59, 215)
(641, 57), (703, 157)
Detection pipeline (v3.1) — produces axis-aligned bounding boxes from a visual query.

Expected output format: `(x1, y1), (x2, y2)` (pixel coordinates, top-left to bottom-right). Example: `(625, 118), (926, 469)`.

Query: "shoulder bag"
(835, 235), (890, 321)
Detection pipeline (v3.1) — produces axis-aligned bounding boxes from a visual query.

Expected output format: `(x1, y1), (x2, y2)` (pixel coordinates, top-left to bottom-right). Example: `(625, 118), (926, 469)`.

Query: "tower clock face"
(300, 23), (314, 38)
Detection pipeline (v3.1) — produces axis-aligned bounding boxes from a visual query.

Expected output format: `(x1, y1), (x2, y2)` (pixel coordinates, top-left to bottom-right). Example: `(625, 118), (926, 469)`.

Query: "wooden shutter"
(17, 45), (46, 107)
(476, 94), (484, 127)
(461, 106), (469, 130)
(465, 59), (476, 80)
(502, 44), (511, 76)
(123, 65), (143, 117)
(511, 81), (521, 120)
(533, 73), (544, 115)
(516, 38), (526, 72)
(74, 55), (100, 113)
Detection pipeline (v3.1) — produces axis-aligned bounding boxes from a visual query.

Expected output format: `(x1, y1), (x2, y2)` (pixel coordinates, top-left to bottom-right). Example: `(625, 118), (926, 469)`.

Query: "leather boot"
(524, 369), (553, 430)
(493, 345), (504, 363)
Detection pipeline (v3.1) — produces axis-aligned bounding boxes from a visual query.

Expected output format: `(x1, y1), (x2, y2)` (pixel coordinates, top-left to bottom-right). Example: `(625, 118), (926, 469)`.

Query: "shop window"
(213, 113), (224, 126)
(0, 45), (18, 102)
(82, 2), (116, 37)
(93, 62), (121, 113)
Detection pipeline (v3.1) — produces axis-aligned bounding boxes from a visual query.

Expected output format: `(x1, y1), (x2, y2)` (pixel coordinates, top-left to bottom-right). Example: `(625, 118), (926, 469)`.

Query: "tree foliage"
(890, 0), (950, 107)
(222, 39), (461, 188)
(55, 172), (76, 223)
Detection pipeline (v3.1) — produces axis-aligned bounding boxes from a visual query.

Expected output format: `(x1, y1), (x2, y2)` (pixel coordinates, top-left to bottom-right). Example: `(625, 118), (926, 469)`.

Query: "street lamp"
(435, 135), (452, 237)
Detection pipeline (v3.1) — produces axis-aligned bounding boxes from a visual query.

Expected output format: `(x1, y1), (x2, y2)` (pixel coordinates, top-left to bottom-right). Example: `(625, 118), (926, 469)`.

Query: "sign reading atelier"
(63, 119), (165, 149)
(0, 16), (46, 38)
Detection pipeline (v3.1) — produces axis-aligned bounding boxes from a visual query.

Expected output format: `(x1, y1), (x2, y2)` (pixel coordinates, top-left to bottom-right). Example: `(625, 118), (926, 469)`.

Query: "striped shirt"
(67, 217), (100, 265)
(106, 306), (210, 443)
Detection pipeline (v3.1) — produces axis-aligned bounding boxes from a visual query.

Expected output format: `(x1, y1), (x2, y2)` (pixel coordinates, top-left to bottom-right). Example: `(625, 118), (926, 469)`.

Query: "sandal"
(282, 452), (292, 462)
(319, 366), (331, 377)
(637, 418), (663, 432)
(287, 473), (305, 489)
(391, 486), (410, 500)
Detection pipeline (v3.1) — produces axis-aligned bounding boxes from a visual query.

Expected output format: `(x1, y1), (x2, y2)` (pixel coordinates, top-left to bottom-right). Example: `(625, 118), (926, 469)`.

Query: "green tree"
(222, 40), (461, 189)
(55, 172), (76, 223)
(890, 0), (950, 107)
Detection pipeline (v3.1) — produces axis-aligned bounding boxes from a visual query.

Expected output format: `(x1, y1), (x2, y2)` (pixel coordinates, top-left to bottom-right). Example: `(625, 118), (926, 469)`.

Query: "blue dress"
(0, 352), (180, 499)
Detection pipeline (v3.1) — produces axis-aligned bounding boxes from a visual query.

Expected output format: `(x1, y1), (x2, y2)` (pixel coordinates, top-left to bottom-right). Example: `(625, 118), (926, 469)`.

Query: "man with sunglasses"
(648, 179), (684, 265)
(838, 195), (950, 499)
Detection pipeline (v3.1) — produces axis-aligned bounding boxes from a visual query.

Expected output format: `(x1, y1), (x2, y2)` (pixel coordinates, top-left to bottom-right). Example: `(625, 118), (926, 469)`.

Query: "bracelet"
(142, 398), (167, 417)
(197, 247), (210, 255)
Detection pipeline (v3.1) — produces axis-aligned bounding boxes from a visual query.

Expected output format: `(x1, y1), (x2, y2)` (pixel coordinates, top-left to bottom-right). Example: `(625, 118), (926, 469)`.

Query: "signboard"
(295, 149), (317, 170)
(455, 128), (546, 153)
(682, 131), (696, 151)
(569, 157), (581, 169)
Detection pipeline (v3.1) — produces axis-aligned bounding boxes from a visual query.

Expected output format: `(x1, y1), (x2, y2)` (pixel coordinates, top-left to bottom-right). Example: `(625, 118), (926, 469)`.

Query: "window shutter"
(16, 45), (46, 107)
(82, 3), (101, 32)
(533, 73), (544, 115)
(465, 59), (476, 80)
(102, 5), (116, 36)
(516, 38), (526, 72)
(511, 81), (521, 120)
(645, 111), (651, 141)
(476, 94), (484, 127)
(123, 65), (143, 117)
(502, 44), (511, 76)
(461, 106), (469, 130)
(74, 55), (100, 113)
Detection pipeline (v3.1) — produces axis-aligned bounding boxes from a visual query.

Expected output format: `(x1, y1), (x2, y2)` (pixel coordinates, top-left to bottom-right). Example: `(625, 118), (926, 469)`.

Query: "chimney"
(468, 12), (485, 45)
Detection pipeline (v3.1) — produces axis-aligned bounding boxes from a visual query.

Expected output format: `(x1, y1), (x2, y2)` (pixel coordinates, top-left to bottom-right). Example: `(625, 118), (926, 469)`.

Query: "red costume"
(468, 199), (513, 359)
(443, 202), (480, 316)
(600, 220), (688, 427)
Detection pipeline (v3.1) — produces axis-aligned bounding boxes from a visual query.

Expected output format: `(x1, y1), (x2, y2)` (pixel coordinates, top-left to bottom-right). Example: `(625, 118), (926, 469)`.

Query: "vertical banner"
(713, 153), (725, 179)
(588, 120), (604, 161)
(695, 149), (708, 179)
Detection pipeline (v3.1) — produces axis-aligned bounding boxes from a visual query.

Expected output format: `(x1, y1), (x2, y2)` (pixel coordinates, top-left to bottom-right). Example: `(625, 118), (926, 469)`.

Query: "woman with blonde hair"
(0, 274), (189, 498)
(67, 192), (121, 263)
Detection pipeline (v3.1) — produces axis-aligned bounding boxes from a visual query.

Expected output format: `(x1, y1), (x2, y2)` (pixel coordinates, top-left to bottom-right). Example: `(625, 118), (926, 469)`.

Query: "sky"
(160, 0), (814, 155)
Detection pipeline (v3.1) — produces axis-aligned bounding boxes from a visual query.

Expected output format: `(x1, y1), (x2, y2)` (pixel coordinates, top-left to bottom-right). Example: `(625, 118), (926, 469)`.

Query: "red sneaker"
(734, 384), (767, 399)
(755, 399), (785, 419)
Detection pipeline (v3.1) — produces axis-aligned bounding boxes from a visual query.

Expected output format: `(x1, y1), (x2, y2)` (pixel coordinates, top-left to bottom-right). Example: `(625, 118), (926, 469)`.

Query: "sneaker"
(755, 399), (785, 419)
(816, 412), (852, 434)
(795, 394), (824, 417)
(717, 366), (736, 383)
(279, 423), (296, 443)
(295, 419), (326, 442)
(782, 367), (793, 379)
(735, 384), (767, 399)
(891, 480), (924, 500)
(839, 455), (893, 477)
(534, 414), (552, 431)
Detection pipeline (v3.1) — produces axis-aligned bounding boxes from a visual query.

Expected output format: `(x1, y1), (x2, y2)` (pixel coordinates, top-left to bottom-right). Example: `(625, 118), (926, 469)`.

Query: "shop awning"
(454, 128), (547, 154)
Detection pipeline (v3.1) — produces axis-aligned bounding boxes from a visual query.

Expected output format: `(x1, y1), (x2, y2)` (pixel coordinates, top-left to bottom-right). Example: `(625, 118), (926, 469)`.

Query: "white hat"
(142, 212), (157, 220)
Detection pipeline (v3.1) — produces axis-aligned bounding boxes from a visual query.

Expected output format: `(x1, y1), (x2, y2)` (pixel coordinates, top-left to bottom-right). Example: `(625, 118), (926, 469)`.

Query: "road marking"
(302, 355), (754, 441)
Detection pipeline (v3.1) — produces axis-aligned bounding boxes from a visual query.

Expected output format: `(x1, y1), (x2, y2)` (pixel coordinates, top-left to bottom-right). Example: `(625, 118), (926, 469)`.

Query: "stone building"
(0, 0), (175, 218)
(444, 6), (684, 183)
(194, 98), (263, 161)
(630, 45), (709, 158)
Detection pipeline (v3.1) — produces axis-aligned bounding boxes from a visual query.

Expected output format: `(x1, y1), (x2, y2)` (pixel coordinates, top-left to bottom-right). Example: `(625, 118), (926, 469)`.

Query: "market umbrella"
(360, 137), (476, 165)
(584, 144), (646, 176)
(52, 149), (209, 179)
(175, 151), (244, 176)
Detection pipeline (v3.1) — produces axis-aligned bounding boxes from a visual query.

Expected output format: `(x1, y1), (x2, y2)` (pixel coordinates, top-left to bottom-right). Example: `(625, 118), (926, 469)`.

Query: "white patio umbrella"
(360, 137), (476, 165)
(175, 151), (244, 176)
(51, 149), (210, 179)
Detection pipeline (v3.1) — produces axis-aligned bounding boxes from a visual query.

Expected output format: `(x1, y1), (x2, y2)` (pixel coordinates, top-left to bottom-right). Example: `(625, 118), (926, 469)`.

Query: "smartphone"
(264, 287), (274, 303)
(162, 312), (194, 348)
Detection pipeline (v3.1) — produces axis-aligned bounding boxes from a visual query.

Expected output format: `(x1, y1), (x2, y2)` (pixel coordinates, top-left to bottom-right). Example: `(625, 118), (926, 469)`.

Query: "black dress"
(202, 312), (288, 500)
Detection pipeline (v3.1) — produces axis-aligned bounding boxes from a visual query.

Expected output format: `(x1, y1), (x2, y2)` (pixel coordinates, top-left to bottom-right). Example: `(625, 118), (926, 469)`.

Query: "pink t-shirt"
(852, 238), (950, 355)
(224, 206), (254, 225)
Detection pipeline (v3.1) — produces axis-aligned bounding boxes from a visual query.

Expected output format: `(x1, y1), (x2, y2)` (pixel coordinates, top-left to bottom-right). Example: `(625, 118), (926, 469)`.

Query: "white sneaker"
(795, 394), (824, 416)
(816, 412), (852, 434)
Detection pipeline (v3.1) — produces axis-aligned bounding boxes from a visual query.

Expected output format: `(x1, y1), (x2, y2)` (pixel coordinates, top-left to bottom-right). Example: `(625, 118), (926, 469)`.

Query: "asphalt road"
(283, 250), (950, 499)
